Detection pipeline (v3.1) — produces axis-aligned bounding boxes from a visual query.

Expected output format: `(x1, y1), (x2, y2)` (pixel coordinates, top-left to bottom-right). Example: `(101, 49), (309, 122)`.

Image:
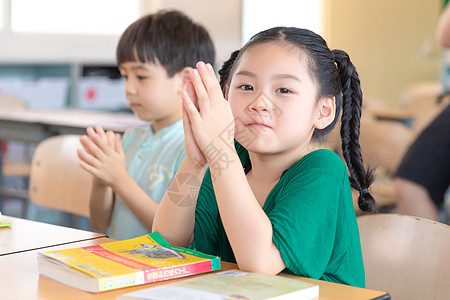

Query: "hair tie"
(360, 188), (369, 198)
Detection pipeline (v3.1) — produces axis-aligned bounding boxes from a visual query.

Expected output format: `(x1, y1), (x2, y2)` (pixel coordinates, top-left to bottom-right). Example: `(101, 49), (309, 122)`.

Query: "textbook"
(116, 270), (319, 300)
(37, 232), (221, 293)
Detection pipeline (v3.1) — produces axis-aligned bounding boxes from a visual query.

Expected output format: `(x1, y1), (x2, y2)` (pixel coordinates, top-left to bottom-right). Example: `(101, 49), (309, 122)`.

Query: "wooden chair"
(354, 113), (414, 210)
(28, 135), (92, 217)
(398, 81), (448, 137)
(357, 213), (450, 300)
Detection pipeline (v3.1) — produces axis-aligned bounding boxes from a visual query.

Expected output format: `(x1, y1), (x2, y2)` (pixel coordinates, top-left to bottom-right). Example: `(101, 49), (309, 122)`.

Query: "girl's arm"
(209, 151), (285, 274)
(78, 127), (158, 232)
(153, 93), (208, 247)
(183, 62), (286, 274)
(152, 158), (207, 247)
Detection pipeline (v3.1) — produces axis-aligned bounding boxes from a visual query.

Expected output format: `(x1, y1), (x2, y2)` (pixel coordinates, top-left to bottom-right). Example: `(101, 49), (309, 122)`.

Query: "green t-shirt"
(194, 143), (365, 288)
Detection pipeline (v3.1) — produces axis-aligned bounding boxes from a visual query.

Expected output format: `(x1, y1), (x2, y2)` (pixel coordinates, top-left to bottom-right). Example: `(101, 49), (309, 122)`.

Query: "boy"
(77, 10), (215, 239)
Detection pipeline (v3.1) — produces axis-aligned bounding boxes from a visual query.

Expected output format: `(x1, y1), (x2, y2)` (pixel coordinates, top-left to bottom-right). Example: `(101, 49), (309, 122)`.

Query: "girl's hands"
(77, 126), (126, 188)
(182, 80), (207, 168)
(182, 62), (235, 165)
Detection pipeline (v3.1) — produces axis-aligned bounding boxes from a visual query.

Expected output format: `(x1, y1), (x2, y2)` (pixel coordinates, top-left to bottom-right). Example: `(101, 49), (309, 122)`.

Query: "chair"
(398, 81), (448, 137)
(354, 113), (414, 210)
(28, 135), (92, 217)
(357, 213), (450, 300)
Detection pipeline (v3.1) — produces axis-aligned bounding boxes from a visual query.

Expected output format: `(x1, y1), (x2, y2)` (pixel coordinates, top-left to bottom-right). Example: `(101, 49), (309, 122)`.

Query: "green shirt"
(194, 143), (365, 288)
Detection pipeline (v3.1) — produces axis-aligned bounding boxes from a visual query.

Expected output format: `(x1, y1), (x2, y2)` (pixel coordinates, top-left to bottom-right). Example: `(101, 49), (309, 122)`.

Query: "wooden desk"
(1, 235), (390, 300)
(0, 216), (106, 256)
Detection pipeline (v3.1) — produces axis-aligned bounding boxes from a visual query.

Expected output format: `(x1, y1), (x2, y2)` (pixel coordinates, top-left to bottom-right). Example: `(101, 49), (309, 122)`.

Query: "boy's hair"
(219, 27), (377, 213)
(116, 10), (215, 77)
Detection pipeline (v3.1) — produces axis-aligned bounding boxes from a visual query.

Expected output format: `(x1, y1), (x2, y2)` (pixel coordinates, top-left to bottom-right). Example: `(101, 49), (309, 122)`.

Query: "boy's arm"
(89, 178), (114, 232)
(110, 171), (159, 231)
(152, 157), (207, 247)
(78, 128), (160, 232)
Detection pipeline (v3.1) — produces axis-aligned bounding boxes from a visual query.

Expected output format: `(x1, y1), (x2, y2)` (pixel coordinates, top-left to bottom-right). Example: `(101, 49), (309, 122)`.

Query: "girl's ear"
(314, 96), (335, 130)
(177, 67), (194, 94)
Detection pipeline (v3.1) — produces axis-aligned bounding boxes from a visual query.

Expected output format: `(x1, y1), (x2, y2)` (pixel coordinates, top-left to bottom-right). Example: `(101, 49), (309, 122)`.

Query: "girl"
(153, 27), (376, 288)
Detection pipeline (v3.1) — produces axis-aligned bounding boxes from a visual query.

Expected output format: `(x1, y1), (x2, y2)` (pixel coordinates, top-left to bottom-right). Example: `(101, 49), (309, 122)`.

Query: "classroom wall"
(0, 0), (442, 108)
(147, 0), (242, 67)
(323, 0), (442, 107)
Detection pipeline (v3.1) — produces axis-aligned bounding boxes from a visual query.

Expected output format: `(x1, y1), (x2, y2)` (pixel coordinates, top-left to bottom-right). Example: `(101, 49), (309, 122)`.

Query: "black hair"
(219, 27), (377, 213)
(116, 10), (215, 77)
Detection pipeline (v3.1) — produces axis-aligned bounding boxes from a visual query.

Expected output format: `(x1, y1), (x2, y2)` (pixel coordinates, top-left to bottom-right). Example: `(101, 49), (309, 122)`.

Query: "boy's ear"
(224, 86), (229, 100)
(314, 96), (335, 130)
(177, 67), (194, 93)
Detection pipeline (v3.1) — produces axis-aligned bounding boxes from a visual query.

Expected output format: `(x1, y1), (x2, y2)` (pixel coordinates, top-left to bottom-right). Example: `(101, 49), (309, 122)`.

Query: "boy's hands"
(77, 126), (126, 188)
(182, 62), (235, 165)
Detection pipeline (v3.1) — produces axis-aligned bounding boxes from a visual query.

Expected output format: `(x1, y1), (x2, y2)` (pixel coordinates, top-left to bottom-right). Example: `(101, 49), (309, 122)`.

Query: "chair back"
(29, 135), (92, 217)
(357, 213), (450, 300)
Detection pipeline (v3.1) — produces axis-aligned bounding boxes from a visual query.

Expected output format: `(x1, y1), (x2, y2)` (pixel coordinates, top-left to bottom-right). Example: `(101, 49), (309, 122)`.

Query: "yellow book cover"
(37, 232), (221, 293)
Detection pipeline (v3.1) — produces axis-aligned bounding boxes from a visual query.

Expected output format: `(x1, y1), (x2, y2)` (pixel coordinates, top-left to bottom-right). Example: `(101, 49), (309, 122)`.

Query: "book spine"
(143, 260), (215, 283)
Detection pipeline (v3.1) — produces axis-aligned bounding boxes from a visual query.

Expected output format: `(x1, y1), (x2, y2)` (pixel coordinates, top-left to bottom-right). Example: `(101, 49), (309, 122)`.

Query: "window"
(11, 0), (139, 35)
(242, 0), (322, 43)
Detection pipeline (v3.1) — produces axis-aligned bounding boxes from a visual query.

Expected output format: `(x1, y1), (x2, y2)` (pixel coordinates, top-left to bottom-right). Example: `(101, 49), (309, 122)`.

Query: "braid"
(218, 49), (240, 96)
(331, 49), (378, 213)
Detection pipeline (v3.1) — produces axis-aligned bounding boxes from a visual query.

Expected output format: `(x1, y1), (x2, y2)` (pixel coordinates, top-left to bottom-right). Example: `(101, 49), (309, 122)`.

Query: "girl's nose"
(248, 92), (273, 113)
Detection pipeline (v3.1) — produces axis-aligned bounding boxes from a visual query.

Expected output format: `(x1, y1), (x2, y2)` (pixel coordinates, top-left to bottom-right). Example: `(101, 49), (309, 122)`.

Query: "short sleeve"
(269, 151), (351, 279)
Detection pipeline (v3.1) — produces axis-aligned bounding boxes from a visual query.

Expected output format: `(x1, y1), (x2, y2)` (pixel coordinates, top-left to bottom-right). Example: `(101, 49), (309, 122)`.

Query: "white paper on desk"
(0, 78), (69, 109)
(117, 286), (226, 300)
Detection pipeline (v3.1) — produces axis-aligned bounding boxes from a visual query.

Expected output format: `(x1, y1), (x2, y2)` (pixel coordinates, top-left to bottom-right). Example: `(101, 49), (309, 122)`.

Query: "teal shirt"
(194, 143), (365, 288)
(108, 120), (185, 240)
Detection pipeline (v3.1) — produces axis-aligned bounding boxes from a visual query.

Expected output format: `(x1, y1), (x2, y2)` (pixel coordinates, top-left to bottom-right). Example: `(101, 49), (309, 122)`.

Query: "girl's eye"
(239, 84), (253, 91)
(137, 76), (148, 80)
(276, 87), (292, 94)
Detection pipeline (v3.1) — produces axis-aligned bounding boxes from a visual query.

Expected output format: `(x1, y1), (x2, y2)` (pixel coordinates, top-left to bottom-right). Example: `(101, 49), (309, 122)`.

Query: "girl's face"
(119, 60), (183, 131)
(228, 42), (333, 157)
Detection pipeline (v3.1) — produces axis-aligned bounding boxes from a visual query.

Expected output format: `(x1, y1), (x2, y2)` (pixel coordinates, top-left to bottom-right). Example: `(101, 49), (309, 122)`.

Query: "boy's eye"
(276, 87), (292, 94)
(239, 84), (253, 91)
(137, 76), (148, 80)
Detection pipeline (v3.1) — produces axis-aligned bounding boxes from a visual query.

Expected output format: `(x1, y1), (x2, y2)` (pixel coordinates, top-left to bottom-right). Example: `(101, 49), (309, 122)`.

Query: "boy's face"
(119, 61), (183, 131)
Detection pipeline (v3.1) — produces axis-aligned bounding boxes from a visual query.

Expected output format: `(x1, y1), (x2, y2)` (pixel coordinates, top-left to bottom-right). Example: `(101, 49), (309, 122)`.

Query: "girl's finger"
(189, 67), (209, 113)
(197, 62), (222, 97)
(181, 90), (202, 127)
(186, 80), (199, 111)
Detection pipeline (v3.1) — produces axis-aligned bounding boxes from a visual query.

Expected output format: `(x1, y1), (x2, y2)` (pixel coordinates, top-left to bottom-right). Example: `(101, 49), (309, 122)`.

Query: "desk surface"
(0, 108), (148, 132)
(1, 235), (390, 300)
(0, 108), (149, 142)
(0, 216), (106, 256)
